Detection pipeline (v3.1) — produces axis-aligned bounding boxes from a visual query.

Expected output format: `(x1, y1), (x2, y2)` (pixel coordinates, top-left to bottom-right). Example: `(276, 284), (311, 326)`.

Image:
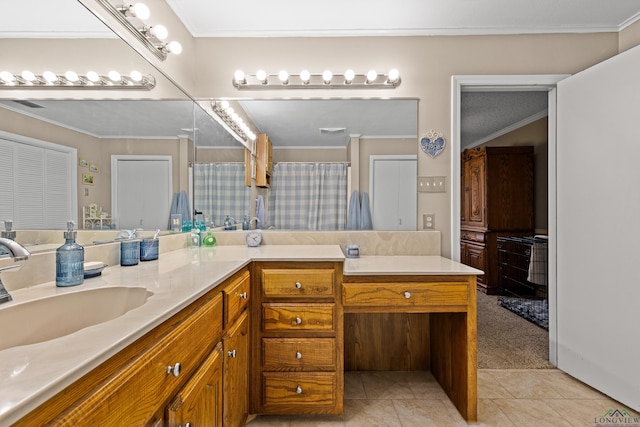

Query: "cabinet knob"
(228, 349), (237, 358)
(166, 362), (181, 377)
(404, 291), (411, 299)
(238, 292), (248, 299)
(295, 281), (302, 289)
(295, 317), (302, 325)
(296, 386), (303, 394)
(295, 351), (302, 359)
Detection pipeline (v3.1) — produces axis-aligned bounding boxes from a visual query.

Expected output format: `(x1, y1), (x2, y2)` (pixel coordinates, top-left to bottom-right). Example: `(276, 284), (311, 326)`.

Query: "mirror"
(193, 98), (418, 230)
(0, 1), (231, 253)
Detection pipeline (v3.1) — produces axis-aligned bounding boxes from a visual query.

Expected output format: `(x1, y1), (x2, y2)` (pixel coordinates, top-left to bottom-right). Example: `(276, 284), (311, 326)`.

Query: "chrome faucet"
(0, 238), (31, 304)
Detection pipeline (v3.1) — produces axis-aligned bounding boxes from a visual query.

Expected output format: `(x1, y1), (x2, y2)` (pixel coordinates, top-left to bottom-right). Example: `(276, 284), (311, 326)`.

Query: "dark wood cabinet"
(460, 146), (534, 294)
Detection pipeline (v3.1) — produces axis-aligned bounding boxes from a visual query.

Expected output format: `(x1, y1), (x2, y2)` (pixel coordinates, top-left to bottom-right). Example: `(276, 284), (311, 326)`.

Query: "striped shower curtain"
(269, 163), (347, 230)
(193, 163), (250, 227)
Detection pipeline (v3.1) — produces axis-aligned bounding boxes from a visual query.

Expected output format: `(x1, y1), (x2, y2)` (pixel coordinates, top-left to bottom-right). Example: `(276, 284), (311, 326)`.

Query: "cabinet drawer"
(263, 338), (336, 370)
(223, 270), (250, 326)
(262, 269), (334, 297)
(262, 303), (335, 332)
(342, 282), (469, 308)
(263, 372), (336, 407)
(54, 293), (224, 425)
(461, 230), (485, 243)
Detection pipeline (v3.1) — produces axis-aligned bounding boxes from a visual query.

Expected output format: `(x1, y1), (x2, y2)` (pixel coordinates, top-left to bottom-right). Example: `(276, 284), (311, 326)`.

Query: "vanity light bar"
(0, 70), (156, 90)
(211, 100), (256, 142)
(232, 69), (401, 90)
(94, 0), (182, 61)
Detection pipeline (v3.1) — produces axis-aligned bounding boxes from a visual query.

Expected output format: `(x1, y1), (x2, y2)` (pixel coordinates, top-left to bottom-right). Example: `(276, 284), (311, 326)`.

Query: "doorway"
(111, 155), (173, 230)
(451, 74), (567, 366)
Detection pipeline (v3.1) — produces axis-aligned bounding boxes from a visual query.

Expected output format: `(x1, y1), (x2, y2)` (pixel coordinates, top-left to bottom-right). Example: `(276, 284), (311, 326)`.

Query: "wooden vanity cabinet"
(250, 262), (344, 415)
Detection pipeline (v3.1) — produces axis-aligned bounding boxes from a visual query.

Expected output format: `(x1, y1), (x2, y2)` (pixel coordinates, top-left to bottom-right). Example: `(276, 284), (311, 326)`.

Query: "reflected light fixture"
(94, 0), (182, 61)
(232, 69), (401, 90)
(0, 70), (155, 90)
(211, 100), (256, 142)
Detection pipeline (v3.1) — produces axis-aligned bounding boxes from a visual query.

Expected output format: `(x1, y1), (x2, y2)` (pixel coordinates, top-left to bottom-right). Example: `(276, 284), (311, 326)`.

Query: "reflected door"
(111, 156), (172, 230)
(369, 155), (417, 230)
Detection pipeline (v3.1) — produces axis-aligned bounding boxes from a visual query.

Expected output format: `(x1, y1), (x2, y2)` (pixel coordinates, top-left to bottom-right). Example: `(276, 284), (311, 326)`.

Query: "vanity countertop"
(0, 244), (344, 425)
(344, 255), (484, 276)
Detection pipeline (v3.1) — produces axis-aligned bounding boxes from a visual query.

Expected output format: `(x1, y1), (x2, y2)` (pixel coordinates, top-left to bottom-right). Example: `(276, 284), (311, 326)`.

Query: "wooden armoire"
(460, 146), (534, 294)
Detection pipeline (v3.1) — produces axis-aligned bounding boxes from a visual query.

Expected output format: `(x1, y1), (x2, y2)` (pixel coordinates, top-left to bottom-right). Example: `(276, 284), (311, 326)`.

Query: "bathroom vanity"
(0, 245), (480, 426)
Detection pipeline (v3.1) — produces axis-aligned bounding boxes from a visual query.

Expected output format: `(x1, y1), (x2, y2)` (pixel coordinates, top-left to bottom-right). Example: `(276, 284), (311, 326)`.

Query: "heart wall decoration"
(420, 129), (446, 158)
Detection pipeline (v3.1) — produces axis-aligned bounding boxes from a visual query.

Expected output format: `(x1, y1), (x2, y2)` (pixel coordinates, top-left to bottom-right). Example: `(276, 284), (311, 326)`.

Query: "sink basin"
(0, 286), (153, 351)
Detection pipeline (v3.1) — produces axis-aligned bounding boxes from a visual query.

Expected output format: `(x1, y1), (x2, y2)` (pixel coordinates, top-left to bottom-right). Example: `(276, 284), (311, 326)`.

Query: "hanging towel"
(178, 190), (191, 225)
(360, 191), (373, 230)
(256, 195), (266, 229)
(168, 192), (179, 229)
(347, 190), (360, 230)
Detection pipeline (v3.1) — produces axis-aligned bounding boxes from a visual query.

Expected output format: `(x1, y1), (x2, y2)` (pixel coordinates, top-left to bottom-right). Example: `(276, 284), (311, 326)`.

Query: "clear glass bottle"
(242, 215), (250, 230)
(56, 220), (84, 287)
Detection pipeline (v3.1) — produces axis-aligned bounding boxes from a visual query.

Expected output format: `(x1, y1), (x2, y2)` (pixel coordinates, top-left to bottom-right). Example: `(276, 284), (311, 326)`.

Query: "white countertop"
(0, 245), (343, 425)
(0, 246), (477, 424)
(344, 255), (484, 276)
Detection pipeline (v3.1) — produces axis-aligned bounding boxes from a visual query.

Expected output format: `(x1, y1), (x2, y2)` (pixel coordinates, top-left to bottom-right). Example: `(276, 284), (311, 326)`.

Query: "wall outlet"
(417, 176), (446, 193)
(423, 213), (435, 230)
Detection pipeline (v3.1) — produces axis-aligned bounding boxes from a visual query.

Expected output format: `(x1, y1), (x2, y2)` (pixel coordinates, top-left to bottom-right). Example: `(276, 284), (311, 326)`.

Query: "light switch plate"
(423, 213), (435, 230)
(417, 176), (446, 193)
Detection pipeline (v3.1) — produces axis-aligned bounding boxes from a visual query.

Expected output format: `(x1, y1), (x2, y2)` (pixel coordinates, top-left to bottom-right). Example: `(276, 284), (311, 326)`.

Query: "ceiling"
(3, 0), (640, 148)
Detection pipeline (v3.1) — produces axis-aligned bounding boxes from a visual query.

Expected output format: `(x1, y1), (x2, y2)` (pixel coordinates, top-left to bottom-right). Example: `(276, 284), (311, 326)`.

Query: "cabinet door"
(224, 311), (249, 427)
(465, 154), (487, 228)
(165, 343), (224, 427)
(465, 243), (486, 282)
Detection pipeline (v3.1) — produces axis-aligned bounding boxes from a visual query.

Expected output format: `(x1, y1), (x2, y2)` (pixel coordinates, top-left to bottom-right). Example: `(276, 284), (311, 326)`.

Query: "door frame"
(111, 155), (173, 230)
(451, 74), (568, 366)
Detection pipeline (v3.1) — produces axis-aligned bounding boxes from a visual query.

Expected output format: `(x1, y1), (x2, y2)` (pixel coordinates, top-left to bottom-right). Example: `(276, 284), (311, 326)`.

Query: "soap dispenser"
(56, 220), (84, 287)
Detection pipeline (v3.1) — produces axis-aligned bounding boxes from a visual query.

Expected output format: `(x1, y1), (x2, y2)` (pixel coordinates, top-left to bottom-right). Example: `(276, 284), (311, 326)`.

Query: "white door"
(557, 46), (640, 411)
(369, 155), (417, 230)
(112, 156), (172, 230)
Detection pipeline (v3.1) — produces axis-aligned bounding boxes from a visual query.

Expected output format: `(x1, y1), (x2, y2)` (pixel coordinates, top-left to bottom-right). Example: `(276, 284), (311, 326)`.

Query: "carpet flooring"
(476, 291), (554, 369)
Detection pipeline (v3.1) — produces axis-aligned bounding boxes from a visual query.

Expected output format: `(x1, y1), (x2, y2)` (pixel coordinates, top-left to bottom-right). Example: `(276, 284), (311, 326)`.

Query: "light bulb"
(387, 69), (400, 83)
(300, 70), (311, 83)
(166, 41), (182, 54)
(256, 69), (268, 84)
(132, 3), (150, 20)
(226, 107), (235, 116)
(42, 71), (58, 83)
(0, 71), (14, 83)
(86, 71), (100, 82)
(234, 70), (246, 84)
(108, 70), (121, 81)
(150, 24), (168, 40)
(344, 69), (355, 83)
(278, 70), (289, 84)
(322, 70), (333, 84)
(65, 71), (79, 82)
(21, 70), (36, 81)
(366, 69), (377, 84)
(130, 70), (143, 81)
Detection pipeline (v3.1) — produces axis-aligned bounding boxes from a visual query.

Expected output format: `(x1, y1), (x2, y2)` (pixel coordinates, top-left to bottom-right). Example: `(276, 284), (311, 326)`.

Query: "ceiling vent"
(319, 127), (346, 134)
(13, 100), (44, 108)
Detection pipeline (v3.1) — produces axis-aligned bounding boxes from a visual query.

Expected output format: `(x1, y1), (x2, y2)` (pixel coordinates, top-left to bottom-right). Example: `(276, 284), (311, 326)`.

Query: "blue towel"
(347, 190), (360, 230)
(168, 192), (179, 229)
(178, 190), (191, 224)
(256, 195), (265, 229)
(360, 191), (373, 230)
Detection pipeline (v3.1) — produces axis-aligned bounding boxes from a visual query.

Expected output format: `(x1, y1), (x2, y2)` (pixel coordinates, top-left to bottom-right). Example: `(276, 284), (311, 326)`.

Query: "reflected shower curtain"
(269, 163), (347, 230)
(193, 163), (250, 227)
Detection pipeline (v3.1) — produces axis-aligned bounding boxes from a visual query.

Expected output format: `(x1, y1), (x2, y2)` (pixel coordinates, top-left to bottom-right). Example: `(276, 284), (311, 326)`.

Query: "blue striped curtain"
(193, 163), (250, 226)
(269, 163), (347, 230)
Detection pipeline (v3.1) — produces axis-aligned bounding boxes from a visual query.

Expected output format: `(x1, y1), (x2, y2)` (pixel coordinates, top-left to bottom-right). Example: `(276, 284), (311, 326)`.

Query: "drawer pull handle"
(296, 351), (302, 359)
(166, 362), (181, 377)
(296, 386), (303, 394)
(238, 292), (248, 299)
(295, 317), (302, 325)
(228, 349), (237, 358)
(404, 291), (411, 299)
(295, 281), (302, 289)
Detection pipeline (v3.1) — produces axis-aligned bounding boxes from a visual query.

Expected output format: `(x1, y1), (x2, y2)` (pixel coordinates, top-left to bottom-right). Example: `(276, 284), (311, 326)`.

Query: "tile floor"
(245, 369), (640, 426)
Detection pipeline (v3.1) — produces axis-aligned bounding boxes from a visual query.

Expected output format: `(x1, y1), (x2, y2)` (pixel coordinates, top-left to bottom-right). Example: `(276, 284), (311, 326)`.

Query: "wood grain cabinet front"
(262, 303), (336, 331)
(262, 268), (334, 297)
(342, 282), (469, 310)
(262, 338), (336, 370)
(223, 270), (250, 327)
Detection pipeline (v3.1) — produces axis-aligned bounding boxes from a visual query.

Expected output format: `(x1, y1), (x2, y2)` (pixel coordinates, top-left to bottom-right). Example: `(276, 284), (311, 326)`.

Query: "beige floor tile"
(246, 414), (291, 426)
(405, 371), (451, 400)
(492, 398), (573, 427)
(360, 371), (417, 399)
(544, 370), (611, 400)
(546, 398), (640, 427)
(342, 399), (402, 426)
(344, 371), (366, 400)
(485, 369), (565, 399)
(477, 399), (517, 426)
(289, 414), (346, 427)
(478, 370), (515, 399)
(393, 399), (465, 426)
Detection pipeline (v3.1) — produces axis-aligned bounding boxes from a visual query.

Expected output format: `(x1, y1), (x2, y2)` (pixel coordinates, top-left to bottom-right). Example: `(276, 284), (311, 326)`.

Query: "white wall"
(557, 44), (640, 411)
